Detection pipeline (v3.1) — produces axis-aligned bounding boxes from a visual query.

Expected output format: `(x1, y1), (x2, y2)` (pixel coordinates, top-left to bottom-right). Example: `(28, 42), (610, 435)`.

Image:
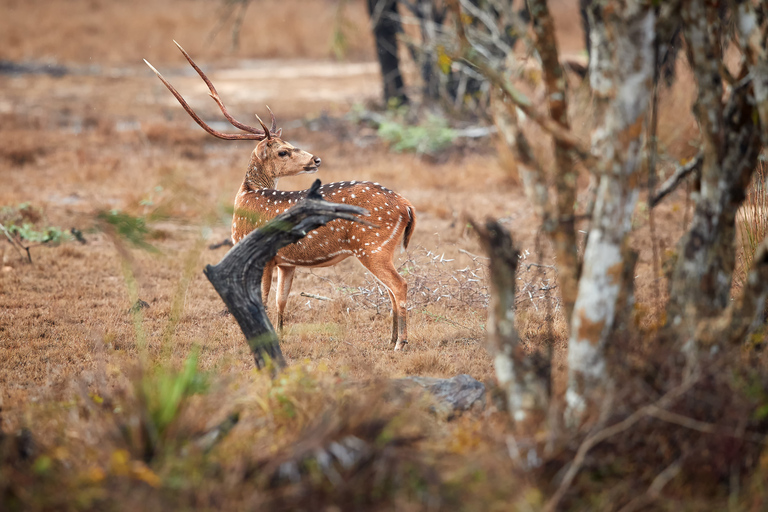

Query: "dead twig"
(458, 248), (489, 260)
(647, 405), (767, 443)
(650, 151), (704, 207)
(300, 292), (332, 302)
(209, 238), (233, 250)
(0, 223), (28, 262)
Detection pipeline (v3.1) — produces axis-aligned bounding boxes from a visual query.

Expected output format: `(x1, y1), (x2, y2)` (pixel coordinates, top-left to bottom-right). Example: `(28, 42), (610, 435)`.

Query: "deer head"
(247, 137), (321, 187)
(145, 42), (322, 188)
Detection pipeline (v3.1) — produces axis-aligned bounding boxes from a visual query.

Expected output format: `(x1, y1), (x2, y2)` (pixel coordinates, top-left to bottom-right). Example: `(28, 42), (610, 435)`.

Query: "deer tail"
(402, 206), (416, 251)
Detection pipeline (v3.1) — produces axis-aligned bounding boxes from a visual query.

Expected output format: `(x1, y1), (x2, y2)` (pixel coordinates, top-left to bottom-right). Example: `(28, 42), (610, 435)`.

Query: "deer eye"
(278, 150), (288, 157)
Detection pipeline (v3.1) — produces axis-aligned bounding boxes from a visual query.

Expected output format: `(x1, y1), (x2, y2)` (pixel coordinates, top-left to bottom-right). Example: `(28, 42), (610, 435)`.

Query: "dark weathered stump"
(204, 179), (371, 370)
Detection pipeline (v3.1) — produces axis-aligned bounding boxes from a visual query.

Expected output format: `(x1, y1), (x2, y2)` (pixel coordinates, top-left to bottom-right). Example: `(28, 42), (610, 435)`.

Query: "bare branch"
(300, 292), (332, 301)
(650, 152), (704, 208)
(617, 458), (683, 512)
(445, 0), (592, 163)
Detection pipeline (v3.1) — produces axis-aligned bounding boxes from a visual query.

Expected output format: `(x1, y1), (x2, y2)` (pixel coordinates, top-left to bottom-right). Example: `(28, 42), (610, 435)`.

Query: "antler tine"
(266, 105), (279, 133)
(172, 41), (266, 136)
(254, 113), (272, 140)
(144, 58), (264, 141)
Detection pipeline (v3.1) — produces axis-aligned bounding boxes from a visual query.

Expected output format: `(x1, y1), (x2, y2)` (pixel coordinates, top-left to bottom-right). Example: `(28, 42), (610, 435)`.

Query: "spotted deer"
(145, 43), (416, 350)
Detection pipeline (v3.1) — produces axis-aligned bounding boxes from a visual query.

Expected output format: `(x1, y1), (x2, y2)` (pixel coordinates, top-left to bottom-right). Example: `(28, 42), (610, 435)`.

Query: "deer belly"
(274, 247), (352, 268)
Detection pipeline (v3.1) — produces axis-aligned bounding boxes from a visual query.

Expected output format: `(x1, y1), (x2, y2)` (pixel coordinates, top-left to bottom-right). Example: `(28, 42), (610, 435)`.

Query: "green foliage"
(97, 209), (159, 252)
(5, 223), (67, 245)
(1, 202), (69, 245)
(0, 202), (71, 262)
(377, 111), (457, 156)
(130, 349), (209, 462)
(139, 349), (209, 439)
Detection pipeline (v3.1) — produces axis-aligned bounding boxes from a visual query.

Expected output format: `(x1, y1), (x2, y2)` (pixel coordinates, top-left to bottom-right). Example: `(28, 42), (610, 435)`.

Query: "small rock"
(395, 374), (486, 419)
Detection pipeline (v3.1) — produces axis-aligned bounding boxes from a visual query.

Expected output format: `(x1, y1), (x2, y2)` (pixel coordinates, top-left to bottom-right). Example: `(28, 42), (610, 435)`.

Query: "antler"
(144, 42), (280, 140)
(254, 113), (271, 140)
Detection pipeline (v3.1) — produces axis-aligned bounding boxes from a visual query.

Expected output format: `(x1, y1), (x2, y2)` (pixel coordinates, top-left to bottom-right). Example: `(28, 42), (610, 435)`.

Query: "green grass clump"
(378, 113), (457, 156)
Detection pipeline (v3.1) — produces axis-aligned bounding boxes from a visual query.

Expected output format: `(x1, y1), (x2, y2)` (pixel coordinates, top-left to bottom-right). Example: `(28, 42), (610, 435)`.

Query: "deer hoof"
(394, 340), (408, 351)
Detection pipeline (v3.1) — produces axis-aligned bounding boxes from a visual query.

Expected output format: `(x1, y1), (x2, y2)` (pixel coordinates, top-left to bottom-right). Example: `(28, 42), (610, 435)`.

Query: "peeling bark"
(528, 0), (580, 323)
(472, 219), (549, 423)
(566, 2), (656, 424)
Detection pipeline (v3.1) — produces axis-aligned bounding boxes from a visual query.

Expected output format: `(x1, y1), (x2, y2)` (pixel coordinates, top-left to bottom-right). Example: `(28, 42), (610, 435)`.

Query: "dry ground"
(0, 2), (706, 507)
(0, 0), (698, 428)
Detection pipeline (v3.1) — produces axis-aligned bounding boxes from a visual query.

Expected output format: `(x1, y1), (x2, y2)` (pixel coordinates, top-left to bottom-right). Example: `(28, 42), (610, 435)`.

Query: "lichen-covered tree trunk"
(528, 0), (580, 323)
(565, 2), (656, 423)
(667, 0), (764, 350)
(473, 219), (548, 423)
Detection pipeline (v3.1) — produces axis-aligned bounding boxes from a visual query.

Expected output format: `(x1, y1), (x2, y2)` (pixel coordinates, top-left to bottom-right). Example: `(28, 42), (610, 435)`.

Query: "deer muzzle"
(302, 156), (321, 173)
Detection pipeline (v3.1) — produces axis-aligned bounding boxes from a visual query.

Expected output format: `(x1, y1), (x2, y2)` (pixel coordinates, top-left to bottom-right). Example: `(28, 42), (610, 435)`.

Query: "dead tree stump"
(204, 179), (371, 369)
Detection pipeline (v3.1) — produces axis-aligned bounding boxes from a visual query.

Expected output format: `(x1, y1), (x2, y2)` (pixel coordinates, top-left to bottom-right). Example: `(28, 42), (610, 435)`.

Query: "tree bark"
(696, 239), (768, 347)
(667, 0), (764, 350)
(566, 2), (655, 424)
(472, 219), (549, 423)
(204, 180), (371, 370)
(735, 0), (768, 148)
(367, 0), (409, 105)
(528, 0), (580, 324)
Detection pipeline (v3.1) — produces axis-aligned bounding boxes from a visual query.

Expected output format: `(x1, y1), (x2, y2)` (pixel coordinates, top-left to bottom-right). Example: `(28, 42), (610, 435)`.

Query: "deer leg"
(386, 288), (399, 346)
(359, 257), (408, 350)
(276, 265), (296, 331)
(262, 260), (275, 307)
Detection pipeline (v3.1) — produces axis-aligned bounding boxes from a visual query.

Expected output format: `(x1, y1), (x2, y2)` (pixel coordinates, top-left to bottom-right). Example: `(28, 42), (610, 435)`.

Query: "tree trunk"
(472, 218), (549, 424)
(367, 0), (408, 105)
(528, 0), (580, 324)
(667, 0), (764, 351)
(565, 2), (656, 424)
(735, 1), (768, 147)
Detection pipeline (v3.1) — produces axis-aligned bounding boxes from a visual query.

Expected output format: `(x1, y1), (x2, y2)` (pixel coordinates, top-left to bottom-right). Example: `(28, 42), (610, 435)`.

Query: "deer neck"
(244, 154), (278, 190)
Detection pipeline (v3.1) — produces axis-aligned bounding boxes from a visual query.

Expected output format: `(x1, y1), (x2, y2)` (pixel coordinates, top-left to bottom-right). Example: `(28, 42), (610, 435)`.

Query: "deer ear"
(274, 128), (283, 138)
(257, 141), (268, 161)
